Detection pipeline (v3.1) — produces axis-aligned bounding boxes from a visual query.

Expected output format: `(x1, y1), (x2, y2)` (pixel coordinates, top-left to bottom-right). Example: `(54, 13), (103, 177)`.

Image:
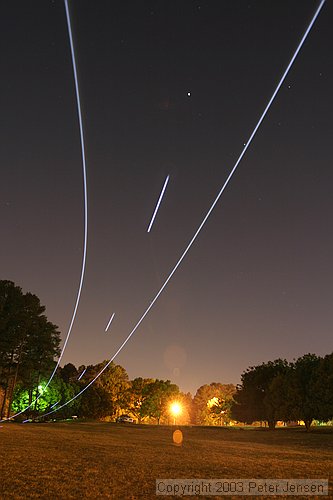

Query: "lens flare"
(173, 429), (183, 445)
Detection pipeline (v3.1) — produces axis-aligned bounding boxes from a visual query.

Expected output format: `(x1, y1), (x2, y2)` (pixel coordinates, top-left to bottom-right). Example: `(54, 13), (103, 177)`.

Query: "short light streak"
(147, 175), (170, 233)
(77, 368), (87, 380)
(105, 313), (115, 332)
(1, 0), (89, 422)
(50, 401), (60, 409)
(38, 0), (326, 419)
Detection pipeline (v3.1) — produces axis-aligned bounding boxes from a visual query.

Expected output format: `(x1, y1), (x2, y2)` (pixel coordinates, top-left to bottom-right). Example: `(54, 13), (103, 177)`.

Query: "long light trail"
(38, 0), (326, 420)
(105, 313), (116, 332)
(0, 0), (89, 423)
(147, 175), (170, 233)
(47, 0), (89, 386)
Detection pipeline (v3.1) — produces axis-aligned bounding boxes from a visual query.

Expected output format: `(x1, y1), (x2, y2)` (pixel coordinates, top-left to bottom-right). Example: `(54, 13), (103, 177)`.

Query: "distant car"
(116, 415), (134, 423)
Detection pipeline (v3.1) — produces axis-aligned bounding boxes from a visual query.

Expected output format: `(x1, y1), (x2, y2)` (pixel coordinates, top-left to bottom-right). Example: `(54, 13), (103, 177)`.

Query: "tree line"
(232, 354), (333, 430)
(1, 280), (332, 429)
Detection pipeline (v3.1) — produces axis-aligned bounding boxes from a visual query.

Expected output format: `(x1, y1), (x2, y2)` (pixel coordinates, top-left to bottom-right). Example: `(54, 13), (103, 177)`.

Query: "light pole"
(170, 402), (182, 426)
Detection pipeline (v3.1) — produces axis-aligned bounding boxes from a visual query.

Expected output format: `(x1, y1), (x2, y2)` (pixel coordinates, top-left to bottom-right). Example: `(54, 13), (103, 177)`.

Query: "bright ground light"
(170, 402), (182, 416)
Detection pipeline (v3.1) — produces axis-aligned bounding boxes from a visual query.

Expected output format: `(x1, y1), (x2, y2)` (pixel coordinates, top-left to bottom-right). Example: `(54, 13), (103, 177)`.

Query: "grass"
(0, 422), (332, 499)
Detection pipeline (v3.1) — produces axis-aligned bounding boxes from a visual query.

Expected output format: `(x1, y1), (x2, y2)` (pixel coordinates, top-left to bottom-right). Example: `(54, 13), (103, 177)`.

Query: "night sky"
(1, 1), (332, 395)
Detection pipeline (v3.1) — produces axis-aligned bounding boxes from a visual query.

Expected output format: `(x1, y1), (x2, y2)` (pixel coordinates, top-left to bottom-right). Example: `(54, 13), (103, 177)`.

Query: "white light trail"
(1, 0), (89, 422)
(46, 0), (89, 386)
(38, 0), (326, 420)
(147, 175), (170, 233)
(77, 368), (87, 380)
(105, 313), (115, 332)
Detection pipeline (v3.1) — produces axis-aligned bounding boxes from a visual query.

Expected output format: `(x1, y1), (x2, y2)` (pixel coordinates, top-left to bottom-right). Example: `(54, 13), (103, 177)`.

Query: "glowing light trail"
(50, 0), (89, 379)
(50, 401), (60, 409)
(0, 0), (89, 423)
(105, 313), (115, 332)
(147, 175), (170, 233)
(39, 0), (326, 419)
(78, 368), (87, 380)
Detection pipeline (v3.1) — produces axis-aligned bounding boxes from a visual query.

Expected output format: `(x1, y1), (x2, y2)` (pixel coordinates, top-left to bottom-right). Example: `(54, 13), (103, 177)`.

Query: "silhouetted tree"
(0, 280), (60, 418)
(60, 363), (79, 383)
(315, 353), (333, 423)
(286, 354), (323, 430)
(231, 359), (289, 429)
(80, 361), (129, 419)
(78, 385), (113, 419)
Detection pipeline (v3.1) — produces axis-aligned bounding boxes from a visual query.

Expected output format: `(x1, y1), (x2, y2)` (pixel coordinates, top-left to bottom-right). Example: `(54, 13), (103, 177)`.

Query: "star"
(187, 91), (191, 97)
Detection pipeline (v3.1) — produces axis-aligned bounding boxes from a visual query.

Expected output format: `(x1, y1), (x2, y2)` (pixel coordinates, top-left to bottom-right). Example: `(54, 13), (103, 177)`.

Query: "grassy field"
(0, 422), (332, 499)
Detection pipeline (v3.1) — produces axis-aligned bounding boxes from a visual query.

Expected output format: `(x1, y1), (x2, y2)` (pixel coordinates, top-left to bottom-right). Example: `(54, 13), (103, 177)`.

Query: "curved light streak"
(39, 0), (326, 419)
(147, 175), (170, 233)
(1, 0), (89, 422)
(47, 0), (88, 384)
